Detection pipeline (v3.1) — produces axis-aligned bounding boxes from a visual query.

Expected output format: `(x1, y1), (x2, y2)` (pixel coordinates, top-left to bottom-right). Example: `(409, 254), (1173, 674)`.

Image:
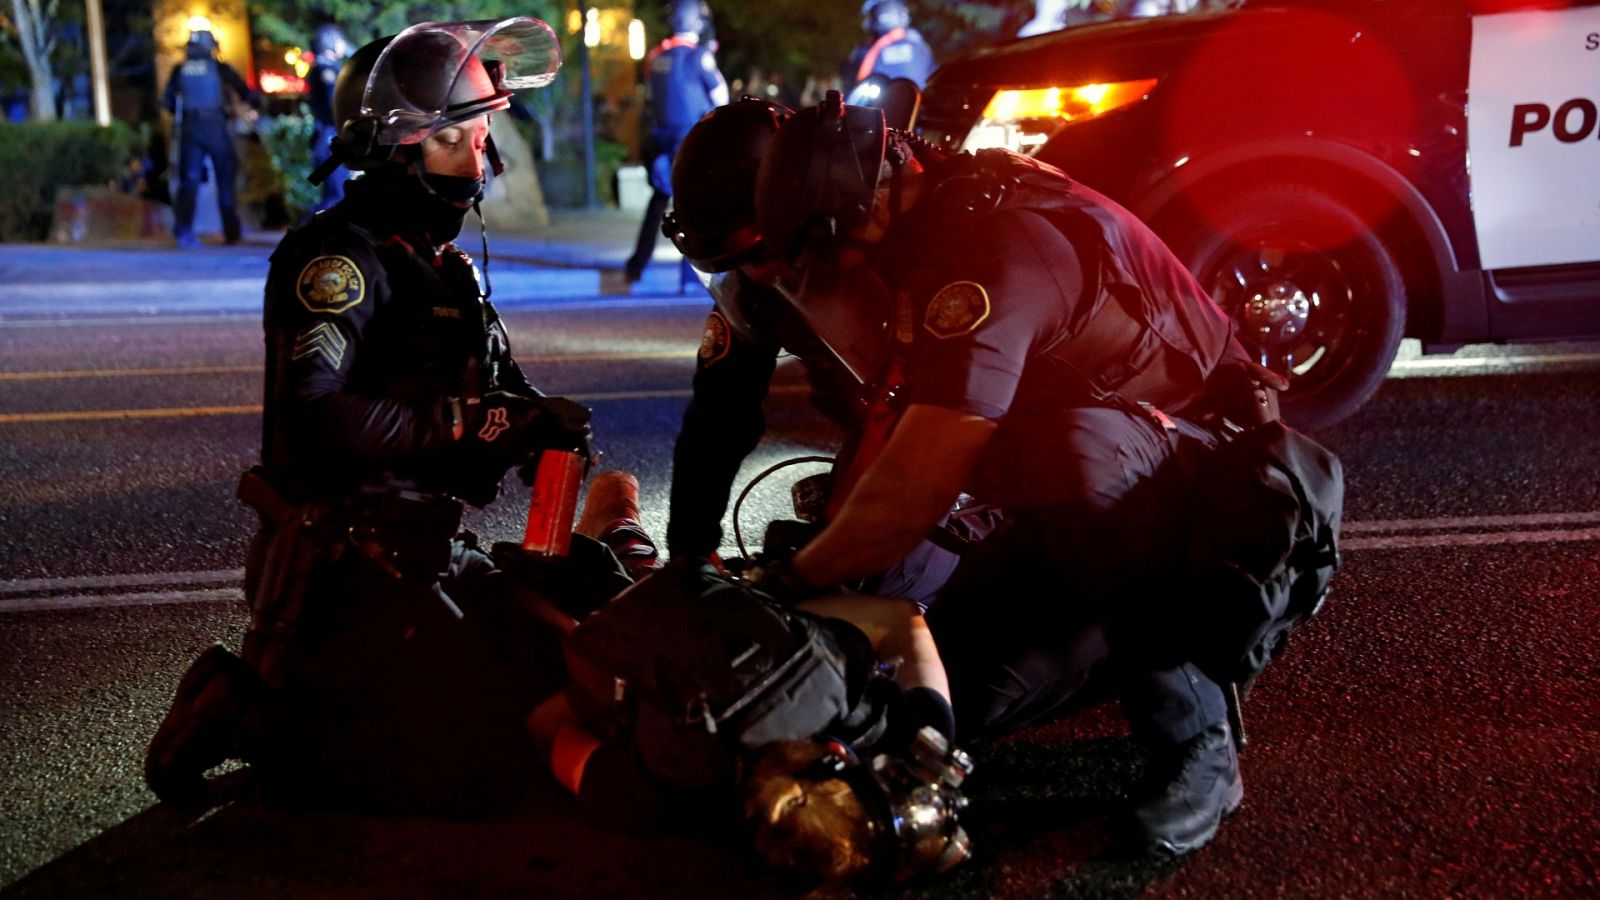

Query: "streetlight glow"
(628, 19), (645, 61)
(584, 8), (600, 48)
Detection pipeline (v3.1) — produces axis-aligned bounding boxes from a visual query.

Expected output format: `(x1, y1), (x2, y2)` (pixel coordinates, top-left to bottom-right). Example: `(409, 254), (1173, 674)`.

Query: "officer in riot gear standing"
(162, 24), (257, 247)
(306, 21), (352, 213)
(745, 93), (1287, 856)
(145, 19), (610, 815)
(841, 0), (935, 92)
(623, 0), (728, 284)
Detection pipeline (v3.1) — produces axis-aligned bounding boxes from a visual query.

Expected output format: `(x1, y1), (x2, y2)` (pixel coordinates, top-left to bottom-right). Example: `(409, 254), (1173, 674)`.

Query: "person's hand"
(741, 552), (823, 606)
(467, 391), (592, 460)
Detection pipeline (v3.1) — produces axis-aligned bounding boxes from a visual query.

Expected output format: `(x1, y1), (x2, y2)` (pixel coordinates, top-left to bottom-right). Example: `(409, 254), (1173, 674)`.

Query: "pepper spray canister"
(523, 450), (585, 557)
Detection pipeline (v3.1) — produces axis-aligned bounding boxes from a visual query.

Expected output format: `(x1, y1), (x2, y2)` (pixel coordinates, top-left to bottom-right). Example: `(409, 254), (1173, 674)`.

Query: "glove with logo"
(453, 392), (593, 504)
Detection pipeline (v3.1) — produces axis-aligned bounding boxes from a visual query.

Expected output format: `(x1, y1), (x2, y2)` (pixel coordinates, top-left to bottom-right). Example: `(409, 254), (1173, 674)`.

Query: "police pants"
(242, 529), (567, 815)
(925, 406), (1228, 746)
(173, 115), (239, 242)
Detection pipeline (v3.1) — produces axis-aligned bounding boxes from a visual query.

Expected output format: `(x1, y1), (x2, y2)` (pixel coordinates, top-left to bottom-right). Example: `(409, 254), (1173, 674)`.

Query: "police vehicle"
(919, 0), (1600, 428)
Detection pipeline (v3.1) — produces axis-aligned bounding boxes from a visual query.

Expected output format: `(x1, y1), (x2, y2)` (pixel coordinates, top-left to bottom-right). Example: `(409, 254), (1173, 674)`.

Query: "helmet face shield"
(362, 17), (559, 146)
(754, 94), (887, 265)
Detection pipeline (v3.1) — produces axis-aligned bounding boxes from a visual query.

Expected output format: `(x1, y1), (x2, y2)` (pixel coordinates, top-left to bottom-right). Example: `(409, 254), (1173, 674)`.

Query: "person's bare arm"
(790, 404), (995, 588)
(797, 595), (948, 702)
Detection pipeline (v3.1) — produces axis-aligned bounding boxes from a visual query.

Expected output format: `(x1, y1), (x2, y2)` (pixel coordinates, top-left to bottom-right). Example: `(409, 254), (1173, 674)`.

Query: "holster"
(238, 467), (336, 686)
(237, 469), (466, 685)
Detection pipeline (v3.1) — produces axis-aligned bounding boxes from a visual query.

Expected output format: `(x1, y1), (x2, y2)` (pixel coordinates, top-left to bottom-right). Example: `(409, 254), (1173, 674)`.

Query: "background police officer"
(306, 21), (352, 214)
(623, 0), (728, 284)
(145, 18), (603, 814)
(162, 24), (257, 247)
(841, 0), (935, 92)
(748, 93), (1280, 856)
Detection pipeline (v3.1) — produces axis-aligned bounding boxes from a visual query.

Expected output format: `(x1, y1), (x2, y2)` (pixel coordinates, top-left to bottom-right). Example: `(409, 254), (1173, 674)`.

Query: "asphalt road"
(2, 248), (1597, 897)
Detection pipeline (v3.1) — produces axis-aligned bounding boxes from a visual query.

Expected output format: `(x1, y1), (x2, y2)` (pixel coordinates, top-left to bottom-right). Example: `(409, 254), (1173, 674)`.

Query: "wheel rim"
(1206, 240), (1361, 391)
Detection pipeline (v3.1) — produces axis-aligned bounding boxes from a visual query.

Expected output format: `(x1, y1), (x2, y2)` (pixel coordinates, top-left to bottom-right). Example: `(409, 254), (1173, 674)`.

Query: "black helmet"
(186, 26), (218, 53)
(328, 17), (559, 173)
(753, 91), (887, 264)
(668, 0), (708, 36)
(861, 0), (910, 36)
(665, 98), (794, 273)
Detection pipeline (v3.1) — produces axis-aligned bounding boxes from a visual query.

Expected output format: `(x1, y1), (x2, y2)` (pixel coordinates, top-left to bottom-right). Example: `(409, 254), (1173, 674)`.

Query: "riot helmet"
(753, 90), (887, 265)
(323, 17), (559, 175)
(664, 98), (794, 273)
(668, 0), (709, 36)
(186, 21), (219, 55)
(861, 0), (911, 36)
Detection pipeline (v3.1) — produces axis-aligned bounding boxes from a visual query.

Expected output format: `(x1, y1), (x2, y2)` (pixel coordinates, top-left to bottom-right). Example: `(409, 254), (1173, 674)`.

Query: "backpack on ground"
(562, 564), (876, 789)
(1179, 420), (1344, 686)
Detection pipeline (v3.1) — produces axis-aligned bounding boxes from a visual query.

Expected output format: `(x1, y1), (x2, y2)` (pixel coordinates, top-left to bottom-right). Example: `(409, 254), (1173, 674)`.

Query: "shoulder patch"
(698, 311), (732, 365)
(295, 255), (366, 313)
(923, 281), (991, 339)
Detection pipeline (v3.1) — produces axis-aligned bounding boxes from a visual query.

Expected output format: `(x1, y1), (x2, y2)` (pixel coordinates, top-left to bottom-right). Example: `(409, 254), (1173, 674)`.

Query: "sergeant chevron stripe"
(292, 321), (348, 369)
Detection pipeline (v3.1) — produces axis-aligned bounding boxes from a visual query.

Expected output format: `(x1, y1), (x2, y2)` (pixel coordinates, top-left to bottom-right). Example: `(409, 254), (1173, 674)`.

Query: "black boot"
(144, 643), (260, 808)
(1126, 721), (1243, 856)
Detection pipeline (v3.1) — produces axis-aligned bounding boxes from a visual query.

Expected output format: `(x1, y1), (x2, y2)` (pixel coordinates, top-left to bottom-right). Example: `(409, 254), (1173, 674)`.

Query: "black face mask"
(422, 172), (485, 206)
(411, 170), (483, 243)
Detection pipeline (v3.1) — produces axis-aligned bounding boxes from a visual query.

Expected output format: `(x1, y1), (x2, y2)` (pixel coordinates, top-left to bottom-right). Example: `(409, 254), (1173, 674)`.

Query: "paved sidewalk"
(0, 205), (706, 318)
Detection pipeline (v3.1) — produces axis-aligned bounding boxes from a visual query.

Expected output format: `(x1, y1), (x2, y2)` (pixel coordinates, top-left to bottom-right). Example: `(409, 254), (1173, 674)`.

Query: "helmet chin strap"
(473, 198), (493, 301)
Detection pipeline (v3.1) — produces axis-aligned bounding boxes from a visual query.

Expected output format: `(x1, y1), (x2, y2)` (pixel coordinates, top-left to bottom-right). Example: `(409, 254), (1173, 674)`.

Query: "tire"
(1174, 184), (1406, 431)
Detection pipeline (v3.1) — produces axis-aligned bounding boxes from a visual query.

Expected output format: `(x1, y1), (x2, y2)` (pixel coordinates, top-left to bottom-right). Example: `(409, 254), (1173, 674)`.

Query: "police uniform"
(162, 42), (254, 244)
(861, 149), (1254, 744)
(239, 168), (568, 812)
(625, 37), (727, 281)
(668, 271), (857, 557)
(841, 24), (935, 90)
(667, 271), (982, 606)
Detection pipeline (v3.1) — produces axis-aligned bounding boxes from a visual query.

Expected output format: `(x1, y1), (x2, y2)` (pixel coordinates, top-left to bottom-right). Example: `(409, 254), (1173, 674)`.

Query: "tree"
(4, 0), (62, 120)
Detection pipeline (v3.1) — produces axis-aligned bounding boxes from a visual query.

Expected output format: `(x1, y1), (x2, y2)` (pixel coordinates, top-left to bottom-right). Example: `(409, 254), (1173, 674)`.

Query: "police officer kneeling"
(747, 93), (1288, 856)
(144, 18), (616, 815)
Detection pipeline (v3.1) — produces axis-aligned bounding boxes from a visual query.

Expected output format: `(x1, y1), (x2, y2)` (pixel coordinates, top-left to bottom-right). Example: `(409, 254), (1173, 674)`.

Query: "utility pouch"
(351, 489), (462, 580)
(237, 467), (336, 685)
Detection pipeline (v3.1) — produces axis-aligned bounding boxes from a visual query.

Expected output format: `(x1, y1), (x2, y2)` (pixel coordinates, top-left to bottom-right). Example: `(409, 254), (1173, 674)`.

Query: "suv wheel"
(1175, 184), (1406, 431)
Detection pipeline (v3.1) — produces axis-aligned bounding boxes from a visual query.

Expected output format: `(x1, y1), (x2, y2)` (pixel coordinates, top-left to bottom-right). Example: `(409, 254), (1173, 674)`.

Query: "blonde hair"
(743, 740), (876, 887)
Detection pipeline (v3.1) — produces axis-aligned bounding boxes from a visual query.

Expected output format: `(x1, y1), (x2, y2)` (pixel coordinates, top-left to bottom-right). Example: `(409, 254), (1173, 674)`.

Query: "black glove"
(465, 391), (593, 469)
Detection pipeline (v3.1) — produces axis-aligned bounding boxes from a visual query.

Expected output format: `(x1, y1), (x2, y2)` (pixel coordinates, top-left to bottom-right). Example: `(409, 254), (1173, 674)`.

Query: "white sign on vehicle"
(1468, 8), (1600, 270)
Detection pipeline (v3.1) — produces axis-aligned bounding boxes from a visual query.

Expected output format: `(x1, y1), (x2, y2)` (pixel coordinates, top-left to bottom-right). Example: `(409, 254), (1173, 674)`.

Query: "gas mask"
(813, 727), (975, 883)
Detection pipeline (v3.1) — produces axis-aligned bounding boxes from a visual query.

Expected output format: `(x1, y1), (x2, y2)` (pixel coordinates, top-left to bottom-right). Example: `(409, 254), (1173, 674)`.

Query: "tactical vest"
(175, 55), (227, 116)
(262, 210), (515, 497)
(649, 44), (717, 136)
(920, 149), (1237, 412)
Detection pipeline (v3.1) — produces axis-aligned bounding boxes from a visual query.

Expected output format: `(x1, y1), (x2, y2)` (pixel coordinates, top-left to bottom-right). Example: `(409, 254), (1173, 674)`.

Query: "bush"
(257, 110), (318, 225)
(0, 121), (138, 241)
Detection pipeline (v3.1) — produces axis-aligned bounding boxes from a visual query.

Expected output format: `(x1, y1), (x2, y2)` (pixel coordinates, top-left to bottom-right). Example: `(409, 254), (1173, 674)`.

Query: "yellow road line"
(0, 384), (804, 424)
(0, 365), (258, 381)
(0, 351), (698, 383)
(0, 405), (263, 423)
